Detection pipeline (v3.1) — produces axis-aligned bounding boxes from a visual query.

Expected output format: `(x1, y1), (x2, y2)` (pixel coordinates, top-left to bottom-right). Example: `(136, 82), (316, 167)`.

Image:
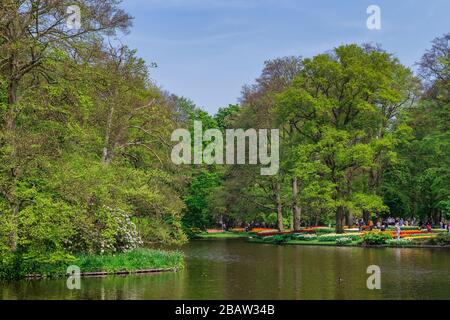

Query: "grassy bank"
(196, 232), (253, 239)
(246, 232), (450, 249)
(1, 248), (184, 279)
(247, 237), (433, 248)
(75, 248), (184, 274)
(247, 237), (356, 246)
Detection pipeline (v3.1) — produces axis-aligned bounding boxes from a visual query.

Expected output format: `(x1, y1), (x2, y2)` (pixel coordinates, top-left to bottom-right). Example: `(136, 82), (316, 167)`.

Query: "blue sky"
(120, 0), (450, 114)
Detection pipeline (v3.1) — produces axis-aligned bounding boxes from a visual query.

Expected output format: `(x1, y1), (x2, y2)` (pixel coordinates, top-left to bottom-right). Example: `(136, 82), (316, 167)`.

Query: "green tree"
(277, 45), (415, 232)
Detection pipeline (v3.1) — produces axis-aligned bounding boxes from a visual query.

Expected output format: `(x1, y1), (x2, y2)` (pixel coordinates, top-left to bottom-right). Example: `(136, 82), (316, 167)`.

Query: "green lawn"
(16, 248), (185, 279)
(196, 232), (253, 239)
(75, 248), (185, 274)
(246, 237), (357, 246)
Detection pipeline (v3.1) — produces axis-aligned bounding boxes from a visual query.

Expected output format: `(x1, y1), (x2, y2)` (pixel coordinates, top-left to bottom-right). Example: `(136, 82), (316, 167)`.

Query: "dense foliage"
(0, 1), (448, 278)
(0, 0), (191, 277)
(207, 34), (449, 234)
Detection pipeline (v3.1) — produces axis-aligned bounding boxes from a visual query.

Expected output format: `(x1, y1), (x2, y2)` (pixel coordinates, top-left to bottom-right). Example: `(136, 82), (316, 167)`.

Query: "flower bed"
(364, 229), (428, 238)
(256, 231), (292, 237)
(206, 229), (225, 233)
(318, 233), (361, 242)
(388, 230), (427, 238)
(336, 237), (352, 245)
(251, 228), (278, 233)
(292, 234), (318, 241)
(361, 232), (392, 245)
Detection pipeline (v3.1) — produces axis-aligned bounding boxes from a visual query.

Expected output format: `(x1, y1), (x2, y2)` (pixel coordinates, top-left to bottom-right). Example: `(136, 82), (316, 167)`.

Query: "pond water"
(1, 239), (449, 300)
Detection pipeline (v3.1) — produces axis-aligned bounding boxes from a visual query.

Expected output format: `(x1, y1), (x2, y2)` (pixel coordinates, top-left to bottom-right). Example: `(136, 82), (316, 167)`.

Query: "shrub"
(184, 227), (202, 239)
(431, 229), (449, 234)
(262, 234), (295, 244)
(336, 237), (352, 246)
(427, 232), (450, 246)
(345, 234), (362, 241)
(314, 228), (335, 234)
(69, 206), (143, 254)
(386, 239), (412, 247)
(361, 232), (392, 245)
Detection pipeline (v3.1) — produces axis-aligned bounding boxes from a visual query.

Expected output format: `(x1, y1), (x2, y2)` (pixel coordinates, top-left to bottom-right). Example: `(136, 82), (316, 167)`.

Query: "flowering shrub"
(386, 239), (412, 246)
(318, 233), (361, 242)
(100, 207), (143, 253)
(336, 237), (352, 245)
(73, 206), (143, 254)
(361, 232), (392, 245)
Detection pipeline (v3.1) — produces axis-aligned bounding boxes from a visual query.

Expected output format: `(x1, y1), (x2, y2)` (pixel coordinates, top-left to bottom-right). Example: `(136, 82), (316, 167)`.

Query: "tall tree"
(277, 45), (414, 232)
(0, 0), (131, 251)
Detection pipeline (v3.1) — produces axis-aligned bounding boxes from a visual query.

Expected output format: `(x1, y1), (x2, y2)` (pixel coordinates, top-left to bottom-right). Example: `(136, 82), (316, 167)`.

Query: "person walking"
(395, 222), (401, 240)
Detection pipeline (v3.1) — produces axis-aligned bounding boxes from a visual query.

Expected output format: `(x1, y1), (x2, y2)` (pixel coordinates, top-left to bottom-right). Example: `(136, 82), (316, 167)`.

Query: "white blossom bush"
(67, 206), (142, 254)
(100, 206), (143, 253)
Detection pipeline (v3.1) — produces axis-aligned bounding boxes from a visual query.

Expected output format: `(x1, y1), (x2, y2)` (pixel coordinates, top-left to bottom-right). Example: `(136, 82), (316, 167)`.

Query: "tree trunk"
(344, 210), (349, 228)
(347, 209), (354, 228)
(363, 210), (370, 225)
(275, 182), (284, 232)
(292, 177), (301, 231)
(7, 80), (17, 131)
(336, 206), (345, 234)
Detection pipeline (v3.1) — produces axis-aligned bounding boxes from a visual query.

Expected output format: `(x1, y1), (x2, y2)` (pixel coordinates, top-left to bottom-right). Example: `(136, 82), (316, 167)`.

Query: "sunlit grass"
(196, 232), (253, 239)
(75, 248), (184, 273)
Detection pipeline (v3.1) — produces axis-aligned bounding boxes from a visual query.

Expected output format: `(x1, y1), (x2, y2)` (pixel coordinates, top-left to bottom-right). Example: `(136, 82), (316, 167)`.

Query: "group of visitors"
(357, 216), (450, 238)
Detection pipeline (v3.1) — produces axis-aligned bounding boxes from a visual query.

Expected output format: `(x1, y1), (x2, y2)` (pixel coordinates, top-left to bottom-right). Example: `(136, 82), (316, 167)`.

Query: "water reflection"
(1, 239), (449, 300)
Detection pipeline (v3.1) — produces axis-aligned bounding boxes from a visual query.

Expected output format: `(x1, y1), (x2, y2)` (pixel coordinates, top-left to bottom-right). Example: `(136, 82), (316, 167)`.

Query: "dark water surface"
(1, 239), (449, 300)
